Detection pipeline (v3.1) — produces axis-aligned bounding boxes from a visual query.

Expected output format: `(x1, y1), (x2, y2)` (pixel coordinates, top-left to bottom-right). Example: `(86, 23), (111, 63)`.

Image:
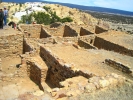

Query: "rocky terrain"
(0, 2), (133, 100)
(85, 10), (133, 34)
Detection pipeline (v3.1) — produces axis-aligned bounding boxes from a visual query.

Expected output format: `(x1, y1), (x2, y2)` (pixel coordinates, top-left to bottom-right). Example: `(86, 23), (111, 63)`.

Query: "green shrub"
(20, 11), (73, 25)
(43, 6), (51, 12)
(61, 17), (73, 23)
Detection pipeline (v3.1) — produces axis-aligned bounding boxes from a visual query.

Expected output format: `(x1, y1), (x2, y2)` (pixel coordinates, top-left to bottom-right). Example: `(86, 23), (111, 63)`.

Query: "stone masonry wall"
(94, 36), (133, 57)
(95, 25), (108, 34)
(78, 40), (96, 49)
(23, 38), (33, 53)
(40, 46), (94, 87)
(105, 59), (132, 75)
(80, 27), (94, 36)
(79, 35), (95, 44)
(40, 27), (51, 38)
(26, 60), (48, 90)
(21, 53), (48, 91)
(50, 35), (95, 44)
(42, 25), (64, 37)
(0, 33), (23, 58)
(20, 24), (42, 38)
(63, 25), (79, 37)
(23, 38), (40, 54)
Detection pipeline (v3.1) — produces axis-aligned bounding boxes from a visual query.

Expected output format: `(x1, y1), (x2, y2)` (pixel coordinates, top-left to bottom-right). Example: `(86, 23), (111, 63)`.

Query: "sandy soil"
(0, 57), (51, 100)
(0, 26), (22, 36)
(45, 44), (133, 78)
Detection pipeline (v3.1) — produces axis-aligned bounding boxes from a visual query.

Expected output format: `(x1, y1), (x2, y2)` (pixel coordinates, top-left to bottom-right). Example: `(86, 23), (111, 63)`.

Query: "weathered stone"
(99, 79), (110, 88)
(84, 83), (96, 92)
(52, 88), (60, 92)
(51, 92), (57, 97)
(66, 91), (77, 97)
(33, 90), (44, 96)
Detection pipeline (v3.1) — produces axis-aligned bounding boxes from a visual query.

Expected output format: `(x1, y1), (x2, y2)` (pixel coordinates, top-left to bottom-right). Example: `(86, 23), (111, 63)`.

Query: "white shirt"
(4, 9), (8, 16)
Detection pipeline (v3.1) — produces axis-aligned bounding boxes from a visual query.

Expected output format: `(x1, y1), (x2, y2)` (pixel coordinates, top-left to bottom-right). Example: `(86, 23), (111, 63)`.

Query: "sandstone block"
(99, 79), (110, 88)
(84, 83), (96, 92)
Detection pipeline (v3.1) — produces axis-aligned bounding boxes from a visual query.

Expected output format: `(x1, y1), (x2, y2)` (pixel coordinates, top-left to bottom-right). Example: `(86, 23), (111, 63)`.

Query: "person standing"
(3, 7), (8, 26)
(0, 8), (4, 29)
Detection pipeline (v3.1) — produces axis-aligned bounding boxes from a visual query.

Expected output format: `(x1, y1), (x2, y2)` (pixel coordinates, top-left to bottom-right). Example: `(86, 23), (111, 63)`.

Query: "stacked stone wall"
(26, 61), (47, 86)
(79, 35), (95, 44)
(78, 40), (96, 49)
(23, 39), (33, 53)
(94, 37), (133, 57)
(85, 73), (126, 92)
(63, 25), (78, 37)
(58, 35), (95, 44)
(80, 27), (94, 36)
(20, 54), (48, 91)
(23, 38), (41, 54)
(40, 46), (94, 87)
(42, 25), (64, 37)
(105, 59), (132, 75)
(95, 25), (108, 34)
(40, 27), (51, 38)
(0, 33), (23, 58)
(20, 24), (42, 38)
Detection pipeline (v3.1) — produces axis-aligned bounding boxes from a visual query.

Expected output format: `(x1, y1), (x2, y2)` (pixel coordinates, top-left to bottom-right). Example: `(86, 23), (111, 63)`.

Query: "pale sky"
(41, 0), (133, 12)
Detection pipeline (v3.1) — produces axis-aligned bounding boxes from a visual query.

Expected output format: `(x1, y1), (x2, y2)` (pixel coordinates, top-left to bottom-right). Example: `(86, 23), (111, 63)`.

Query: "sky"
(41, 0), (133, 12)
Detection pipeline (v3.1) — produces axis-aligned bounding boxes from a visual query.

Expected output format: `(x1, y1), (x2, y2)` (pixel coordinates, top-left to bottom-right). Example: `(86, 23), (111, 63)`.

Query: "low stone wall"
(105, 59), (132, 74)
(61, 35), (95, 44)
(85, 73), (125, 92)
(26, 60), (48, 90)
(95, 25), (108, 34)
(49, 73), (126, 98)
(78, 40), (96, 49)
(42, 25), (64, 37)
(79, 35), (95, 44)
(23, 38), (41, 54)
(19, 24), (42, 38)
(63, 25), (79, 37)
(40, 46), (94, 87)
(94, 37), (133, 57)
(23, 38), (33, 53)
(80, 27), (94, 36)
(21, 53), (48, 91)
(62, 37), (78, 43)
(40, 27), (51, 38)
(0, 33), (23, 58)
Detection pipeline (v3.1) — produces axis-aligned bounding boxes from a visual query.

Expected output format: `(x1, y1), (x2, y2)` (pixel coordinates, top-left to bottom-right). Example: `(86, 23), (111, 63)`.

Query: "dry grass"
(70, 81), (133, 100)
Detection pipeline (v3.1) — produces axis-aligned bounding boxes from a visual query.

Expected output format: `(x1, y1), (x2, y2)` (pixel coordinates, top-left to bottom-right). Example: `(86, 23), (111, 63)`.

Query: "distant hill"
(4, 0), (133, 16)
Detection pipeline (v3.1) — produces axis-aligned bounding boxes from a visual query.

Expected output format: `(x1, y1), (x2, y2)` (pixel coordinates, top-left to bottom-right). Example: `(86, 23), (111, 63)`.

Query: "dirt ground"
(0, 26), (21, 36)
(45, 44), (133, 78)
(0, 21), (133, 100)
(0, 57), (53, 100)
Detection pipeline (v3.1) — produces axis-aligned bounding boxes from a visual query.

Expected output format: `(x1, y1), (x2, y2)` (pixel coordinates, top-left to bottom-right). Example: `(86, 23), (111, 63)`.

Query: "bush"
(61, 17), (73, 23)
(33, 12), (51, 25)
(43, 6), (51, 12)
(20, 11), (73, 25)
